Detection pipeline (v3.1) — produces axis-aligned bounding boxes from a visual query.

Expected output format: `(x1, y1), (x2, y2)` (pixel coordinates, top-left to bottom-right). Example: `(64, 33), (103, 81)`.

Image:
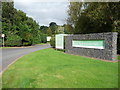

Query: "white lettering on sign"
(72, 40), (104, 49)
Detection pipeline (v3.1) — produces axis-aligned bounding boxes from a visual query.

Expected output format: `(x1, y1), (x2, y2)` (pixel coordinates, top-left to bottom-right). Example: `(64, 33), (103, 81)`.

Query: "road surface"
(1, 44), (51, 72)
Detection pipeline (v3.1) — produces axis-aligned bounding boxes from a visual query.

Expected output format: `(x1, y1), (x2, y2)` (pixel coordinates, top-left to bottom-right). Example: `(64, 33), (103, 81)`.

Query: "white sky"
(14, 0), (69, 26)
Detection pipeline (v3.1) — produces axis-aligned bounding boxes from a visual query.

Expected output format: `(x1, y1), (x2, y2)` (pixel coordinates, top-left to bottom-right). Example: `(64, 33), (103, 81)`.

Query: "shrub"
(5, 34), (22, 46)
(50, 36), (55, 48)
(22, 41), (32, 46)
(41, 34), (47, 43)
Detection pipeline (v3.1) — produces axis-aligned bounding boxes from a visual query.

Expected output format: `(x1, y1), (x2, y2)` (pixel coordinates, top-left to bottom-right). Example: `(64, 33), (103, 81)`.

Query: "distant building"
(47, 36), (51, 42)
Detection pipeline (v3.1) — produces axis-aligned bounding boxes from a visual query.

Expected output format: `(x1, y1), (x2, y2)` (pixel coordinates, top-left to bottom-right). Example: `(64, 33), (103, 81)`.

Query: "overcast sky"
(14, 0), (69, 26)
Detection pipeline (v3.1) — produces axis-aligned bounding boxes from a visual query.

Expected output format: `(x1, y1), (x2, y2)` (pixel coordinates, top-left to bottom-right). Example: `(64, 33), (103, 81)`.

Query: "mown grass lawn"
(0, 47), (11, 49)
(2, 48), (118, 88)
(0, 76), (1, 89)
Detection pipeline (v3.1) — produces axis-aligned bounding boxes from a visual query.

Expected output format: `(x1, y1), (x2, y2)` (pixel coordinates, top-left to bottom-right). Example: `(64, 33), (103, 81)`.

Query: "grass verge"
(0, 47), (12, 49)
(0, 43), (47, 49)
(36, 43), (49, 45)
(2, 48), (118, 88)
(0, 76), (2, 89)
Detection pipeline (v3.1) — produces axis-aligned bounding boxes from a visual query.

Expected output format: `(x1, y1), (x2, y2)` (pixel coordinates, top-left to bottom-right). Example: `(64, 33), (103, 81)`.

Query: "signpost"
(55, 34), (68, 49)
(1, 34), (5, 47)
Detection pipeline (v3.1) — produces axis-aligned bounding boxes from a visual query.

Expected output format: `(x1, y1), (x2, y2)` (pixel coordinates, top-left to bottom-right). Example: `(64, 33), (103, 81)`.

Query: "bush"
(23, 42), (32, 46)
(41, 34), (47, 43)
(32, 36), (41, 45)
(5, 34), (22, 46)
(50, 36), (55, 48)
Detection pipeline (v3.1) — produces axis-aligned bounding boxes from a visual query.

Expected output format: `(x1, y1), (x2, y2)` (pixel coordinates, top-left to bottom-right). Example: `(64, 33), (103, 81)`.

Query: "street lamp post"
(1, 34), (5, 47)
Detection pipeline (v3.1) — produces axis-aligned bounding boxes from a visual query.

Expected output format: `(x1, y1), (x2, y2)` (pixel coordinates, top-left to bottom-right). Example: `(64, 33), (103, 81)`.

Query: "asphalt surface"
(1, 44), (51, 72)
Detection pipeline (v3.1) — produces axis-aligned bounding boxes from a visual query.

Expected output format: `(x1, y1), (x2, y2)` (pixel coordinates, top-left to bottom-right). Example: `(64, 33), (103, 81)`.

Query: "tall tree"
(2, 2), (43, 46)
(49, 22), (58, 34)
(63, 24), (73, 34)
(47, 27), (52, 36)
(67, 2), (120, 53)
(40, 26), (48, 34)
(67, 2), (83, 26)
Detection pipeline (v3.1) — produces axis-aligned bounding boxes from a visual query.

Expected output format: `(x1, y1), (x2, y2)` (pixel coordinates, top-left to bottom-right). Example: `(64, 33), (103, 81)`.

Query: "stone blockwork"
(65, 32), (118, 61)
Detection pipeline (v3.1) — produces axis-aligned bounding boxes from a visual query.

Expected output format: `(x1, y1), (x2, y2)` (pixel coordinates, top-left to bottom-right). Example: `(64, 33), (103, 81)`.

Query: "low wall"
(65, 32), (118, 61)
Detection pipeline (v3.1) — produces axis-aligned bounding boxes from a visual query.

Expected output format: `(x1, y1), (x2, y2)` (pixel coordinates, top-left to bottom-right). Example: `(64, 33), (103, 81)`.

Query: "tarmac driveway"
(1, 44), (51, 72)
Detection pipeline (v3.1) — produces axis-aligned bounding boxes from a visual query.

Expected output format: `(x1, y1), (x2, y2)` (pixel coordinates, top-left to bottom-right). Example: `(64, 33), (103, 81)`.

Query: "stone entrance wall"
(65, 32), (118, 61)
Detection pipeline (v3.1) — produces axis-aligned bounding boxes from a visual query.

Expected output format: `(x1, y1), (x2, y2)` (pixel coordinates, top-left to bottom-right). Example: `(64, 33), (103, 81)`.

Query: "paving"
(0, 44), (51, 72)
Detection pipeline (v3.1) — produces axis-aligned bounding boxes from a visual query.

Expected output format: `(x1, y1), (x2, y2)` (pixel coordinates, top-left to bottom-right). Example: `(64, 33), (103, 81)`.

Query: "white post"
(3, 36), (4, 47)
(1, 34), (5, 47)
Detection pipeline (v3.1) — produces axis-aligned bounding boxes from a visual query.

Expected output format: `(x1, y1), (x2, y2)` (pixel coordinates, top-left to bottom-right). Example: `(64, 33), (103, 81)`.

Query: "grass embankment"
(0, 43), (48, 49)
(2, 48), (118, 88)
(36, 42), (49, 45)
(0, 47), (11, 49)
(0, 76), (1, 89)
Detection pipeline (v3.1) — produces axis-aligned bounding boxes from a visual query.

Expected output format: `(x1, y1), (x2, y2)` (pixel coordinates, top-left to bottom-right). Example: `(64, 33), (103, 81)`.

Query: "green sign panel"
(72, 40), (104, 49)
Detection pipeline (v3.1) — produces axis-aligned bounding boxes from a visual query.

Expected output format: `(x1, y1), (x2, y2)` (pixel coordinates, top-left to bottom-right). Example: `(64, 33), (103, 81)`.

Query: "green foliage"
(5, 33), (22, 46)
(67, 2), (120, 53)
(40, 34), (47, 43)
(113, 20), (120, 54)
(50, 36), (55, 48)
(22, 42), (31, 46)
(40, 26), (48, 34)
(49, 22), (58, 34)
(74, 15), (91, 34)
(63, 24), (73, 34)
(47, 27), (52, 36)
(56, 26), (65, 34)
(67, 2), (83, 26)
(2, 2), (47, 46)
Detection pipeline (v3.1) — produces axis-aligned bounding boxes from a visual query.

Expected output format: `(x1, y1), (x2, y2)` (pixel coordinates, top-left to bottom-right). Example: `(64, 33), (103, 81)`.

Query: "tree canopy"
(2, 2), (47, 46)
(49, 22), (58, 35)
